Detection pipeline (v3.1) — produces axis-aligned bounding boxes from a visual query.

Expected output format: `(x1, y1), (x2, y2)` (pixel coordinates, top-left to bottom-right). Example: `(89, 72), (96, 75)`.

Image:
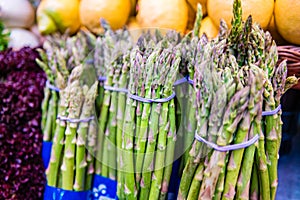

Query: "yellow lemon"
(126, 17), (141, 30)
(137, 0), (188, 33)
(37, 0), (80, 35)
(186, 0), (207, 16)
(274, 0), (300, 45)
(186, 1), (196, 31)
(199, 16), (218, 40)
(80, 0), (131, 34)
(130, 0), (137, 16)
(207, 0), (274, 30)
(267, 15), (288, 45)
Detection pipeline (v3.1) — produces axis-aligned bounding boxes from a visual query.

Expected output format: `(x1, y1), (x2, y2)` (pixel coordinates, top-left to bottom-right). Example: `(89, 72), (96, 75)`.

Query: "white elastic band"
(98, 76), (107, 82)
(194, 134), (259, 152)
(262, 104), (281, 116)
(128, 91), (176, 103)
(57, 115), (94, 123)
(103, 85), (129, 93)
(46, 80), (60, 92)
(85, 59), (94, 64)
(173, 76), (194, 86)
(188, 77), (194, 85)
(173, 77), (188, 86)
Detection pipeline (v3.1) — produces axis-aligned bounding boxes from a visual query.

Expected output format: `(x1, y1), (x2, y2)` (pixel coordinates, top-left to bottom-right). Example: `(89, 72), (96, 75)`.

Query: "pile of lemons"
(205, 0), (300, 45)
(37, 0), (132, 35)
(36, 0), (300, 45)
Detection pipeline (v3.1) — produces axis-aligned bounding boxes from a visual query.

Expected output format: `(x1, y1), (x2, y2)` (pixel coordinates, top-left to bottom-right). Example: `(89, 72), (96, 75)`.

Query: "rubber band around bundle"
(173, 77), (189, 86)
(188, 77), (194, 85)
(103, 85), (129, 93)
(173, 76), (194, 86)
(85, 59), (94, 65)
(194, 134), (259, 152)
(46, 80), (60, 92)
(57, 115), (95, 123)
(98, 76), (107, 82)
(128, 91), (176, 103)
(262, 104), (281, 116)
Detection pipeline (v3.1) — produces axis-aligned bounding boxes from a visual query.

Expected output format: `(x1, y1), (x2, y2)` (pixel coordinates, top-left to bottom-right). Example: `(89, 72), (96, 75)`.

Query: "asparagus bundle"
(36, 31), (96, 143)
(94, 27), (133, 183)
(112, 33), (182, 200)
(46, 64), (99, 191)
(178, 0), (297, 199)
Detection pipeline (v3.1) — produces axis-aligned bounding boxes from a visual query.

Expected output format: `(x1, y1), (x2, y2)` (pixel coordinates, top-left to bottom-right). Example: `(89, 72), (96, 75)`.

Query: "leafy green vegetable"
(0, 21), (9, 51)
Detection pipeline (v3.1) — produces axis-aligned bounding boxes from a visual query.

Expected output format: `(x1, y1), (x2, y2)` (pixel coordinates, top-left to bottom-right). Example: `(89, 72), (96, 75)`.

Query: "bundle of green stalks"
(92, 23), (184, 199)
(46, 64), (99, 191)
(36, 31), (96, 143)
(92, 22), (132, 117)
(94, 27), (133, 182)
(113, 31), (182, 200)
(176, 5), (207, 170)
(178, 0), (298, 199)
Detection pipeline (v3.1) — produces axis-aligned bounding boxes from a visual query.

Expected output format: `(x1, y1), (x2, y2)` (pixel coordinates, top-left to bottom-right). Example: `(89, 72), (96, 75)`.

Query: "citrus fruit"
(37, 0), (80, 35)
(187, 0), (207, 16)
(80, 0), (131, 34)
(136, 0), (188, 33)
(274, 0), (300, 45)
(199, 16), (218, 40)
(186, 1), (197, 31)
(267, 15), (287, 45)
(130, 0), (137, 16)
(207, 0), (274, 30)
(126, 17), (141, 30)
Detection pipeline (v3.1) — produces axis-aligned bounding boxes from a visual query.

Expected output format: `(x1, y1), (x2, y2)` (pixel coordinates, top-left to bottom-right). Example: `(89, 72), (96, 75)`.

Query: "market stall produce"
(36, 0), (80, 35)
(93, 25), (133, 197)
(80, 0), (132, 34)
(38, 1), (297, 199)
(43, 64), (99, 197)
(0, 47), (46, 199)
(36, 31), (95, 146)
(274, 0), (300, 45)
(177, 2), (298, 200)
(0, 0), (41, 49)
(1, 0), (300, 199)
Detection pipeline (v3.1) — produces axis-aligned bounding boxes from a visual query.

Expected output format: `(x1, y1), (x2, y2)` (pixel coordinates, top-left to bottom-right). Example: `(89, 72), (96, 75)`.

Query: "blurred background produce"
(266, 15), (287, 45)
(274, 0), (300, 45)
(136, 0), (188, 33)
(80, 0), (131, 34)
(0, 0), (35, 29)
(8, 28), (39, 49)
(36, 0), (80, 35)
(0, 0), (278, 47)
(0, 0), (41, 49)
(207, 0), (274, 30)
(199, 16), (218, 40)
(0, 47), (46, 200)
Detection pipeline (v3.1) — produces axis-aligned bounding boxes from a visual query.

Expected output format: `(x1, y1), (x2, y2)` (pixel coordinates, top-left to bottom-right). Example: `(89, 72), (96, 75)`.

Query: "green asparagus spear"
(159, 97), (178, 199)
(121, 50), (142, 200)
(149, 48), (181, 200)
(74, 82), (98, 191)
(115, 49), (132, 199)
(85, 118), (98, 190)
(222, 66), (264, 200)
(61, 80), (84, 190)
(46, 87), (69, 187)
(135, 49), (157, 182)
(199, 86), (250, 199)
(250, 160), (260, 200)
